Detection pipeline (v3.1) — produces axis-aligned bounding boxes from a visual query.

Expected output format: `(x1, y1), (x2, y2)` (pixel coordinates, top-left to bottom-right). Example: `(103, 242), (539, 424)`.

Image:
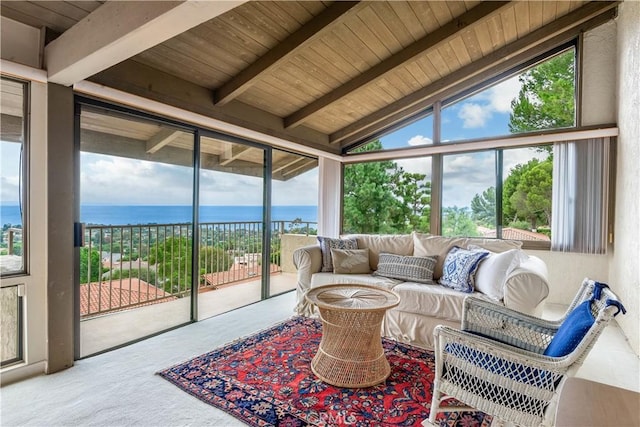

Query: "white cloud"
(396, 157), (432, 175)
(79, 153), (318, 206)
(458, 103), (492, 128)
(455, 76), (522, 129)
(407, 135), (433, 146)
(486, 76), (521, 113)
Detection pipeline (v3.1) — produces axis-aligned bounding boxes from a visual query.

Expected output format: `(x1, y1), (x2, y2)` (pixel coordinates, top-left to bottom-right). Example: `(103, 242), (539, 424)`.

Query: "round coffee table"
(305, 284), (400, 388)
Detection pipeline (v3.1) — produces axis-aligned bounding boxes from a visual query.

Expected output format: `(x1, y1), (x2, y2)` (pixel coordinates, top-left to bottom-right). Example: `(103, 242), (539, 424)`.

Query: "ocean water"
(0, 204), (317, 226)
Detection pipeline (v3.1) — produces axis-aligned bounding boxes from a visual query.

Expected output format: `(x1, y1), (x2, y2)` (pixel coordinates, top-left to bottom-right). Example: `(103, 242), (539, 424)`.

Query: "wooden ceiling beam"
(213, 1), (360, 106)
(283, 1), (511, 130)
(281, 159), (317, 178)
(88, 59), (340, 155)
(145, 128), (183, 154)
(45, 1), (245, 86)
(332, 3), (619, 148)
(220, 145), (252, 166)
(273, 156), (305, 174)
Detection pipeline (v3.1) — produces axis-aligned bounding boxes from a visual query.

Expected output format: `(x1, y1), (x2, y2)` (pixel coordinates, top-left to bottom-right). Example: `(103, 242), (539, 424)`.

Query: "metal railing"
(81, 220), (316, 318)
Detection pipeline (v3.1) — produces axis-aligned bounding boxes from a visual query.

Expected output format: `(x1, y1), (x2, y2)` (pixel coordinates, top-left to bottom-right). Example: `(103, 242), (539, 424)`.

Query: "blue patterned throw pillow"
(439, 246), (489, 293)
(317, 236), (358, 272)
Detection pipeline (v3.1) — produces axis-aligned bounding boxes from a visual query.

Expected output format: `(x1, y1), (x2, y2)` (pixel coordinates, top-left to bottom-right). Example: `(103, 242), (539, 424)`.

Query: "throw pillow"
(317, 236), (357, 272)
(544, 300), (595, 357)
(342, 234), (414, 271)
(439, 246), (490, 293)
(412, 232), (466, 280)
(468, 246), (525, 301)
(373, 253), (437, 284)
(330, 248), (371, 274)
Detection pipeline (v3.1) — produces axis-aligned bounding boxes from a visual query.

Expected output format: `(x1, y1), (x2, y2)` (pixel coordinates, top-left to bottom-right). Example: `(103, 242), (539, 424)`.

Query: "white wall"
(610, 0), (640, 356)
(528, 250), (610, 304)
(0, 80), (49, 384)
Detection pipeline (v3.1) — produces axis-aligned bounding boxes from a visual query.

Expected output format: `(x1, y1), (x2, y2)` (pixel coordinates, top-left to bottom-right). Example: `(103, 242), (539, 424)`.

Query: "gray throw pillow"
(330, 248), (371, 274)
(373, 253), (437, 284)
(317, 236), (358, 272)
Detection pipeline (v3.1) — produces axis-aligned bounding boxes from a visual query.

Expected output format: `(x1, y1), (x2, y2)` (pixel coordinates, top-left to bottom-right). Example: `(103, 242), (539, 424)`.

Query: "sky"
(1, 75), (545, 209)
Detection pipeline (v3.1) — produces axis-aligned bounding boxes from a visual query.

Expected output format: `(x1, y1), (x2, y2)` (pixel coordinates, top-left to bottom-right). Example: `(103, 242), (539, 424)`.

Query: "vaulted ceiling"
(1, 1), (618, 157)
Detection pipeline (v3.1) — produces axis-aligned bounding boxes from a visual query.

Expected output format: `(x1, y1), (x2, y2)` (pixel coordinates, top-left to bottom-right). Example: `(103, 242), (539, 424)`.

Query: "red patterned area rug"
(157, 316), (491, 427)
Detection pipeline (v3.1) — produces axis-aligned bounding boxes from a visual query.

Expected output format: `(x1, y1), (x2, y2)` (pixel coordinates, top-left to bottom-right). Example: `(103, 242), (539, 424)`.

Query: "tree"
(442, 207), (479, 237)
(148, 237), (234, 294)
(343, 140), (434, 234)
(389, 172), (431, 233)
(343, 140), (402, 234)
(509, 159), (553, 229)
(509, 50), (575, 133)
(470, 186), (496, 227)
(80, 247), (102, 283)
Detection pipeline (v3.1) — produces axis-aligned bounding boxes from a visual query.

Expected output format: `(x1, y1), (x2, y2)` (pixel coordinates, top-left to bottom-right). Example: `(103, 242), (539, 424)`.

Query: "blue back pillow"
(544, 300), (595, 357)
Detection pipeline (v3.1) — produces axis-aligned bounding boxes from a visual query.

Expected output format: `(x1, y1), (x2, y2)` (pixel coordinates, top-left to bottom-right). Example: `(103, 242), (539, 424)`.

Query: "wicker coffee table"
(305, 284), (400, 388)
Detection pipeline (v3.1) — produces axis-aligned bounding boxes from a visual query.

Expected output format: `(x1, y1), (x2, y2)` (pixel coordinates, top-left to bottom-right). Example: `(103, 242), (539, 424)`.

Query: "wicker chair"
(427, 278), (626, 427)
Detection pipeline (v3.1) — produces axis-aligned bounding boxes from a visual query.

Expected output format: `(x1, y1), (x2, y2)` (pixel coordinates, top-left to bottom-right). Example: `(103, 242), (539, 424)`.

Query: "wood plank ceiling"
(2, 1), (619, 163)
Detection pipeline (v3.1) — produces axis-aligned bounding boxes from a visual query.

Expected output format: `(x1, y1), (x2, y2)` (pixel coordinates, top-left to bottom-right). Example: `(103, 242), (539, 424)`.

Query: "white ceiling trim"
(45, 0), (246, 86)
(1, 59), (48, 83)
(342, 127), (619, 163)
(73, 80), (342, 162)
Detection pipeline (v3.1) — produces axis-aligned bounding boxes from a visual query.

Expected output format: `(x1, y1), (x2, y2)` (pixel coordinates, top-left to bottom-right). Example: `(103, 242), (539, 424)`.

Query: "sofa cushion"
(317, 236), (357, 272)
(392, 282), (491, 322)
(465, 237), (523, 252)
(412, 233), (466, 280)
(330, 248), (371, 274)
(342, 234), (414, 271)
(412, 232), (522, 280)
(310, 272), (401, 291)
(373, 253), (437, 284)
(439, 246), (490, 293)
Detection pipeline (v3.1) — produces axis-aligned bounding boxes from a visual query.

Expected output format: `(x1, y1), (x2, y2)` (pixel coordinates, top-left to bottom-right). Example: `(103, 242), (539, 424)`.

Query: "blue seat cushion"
(543, 300), (595, 357)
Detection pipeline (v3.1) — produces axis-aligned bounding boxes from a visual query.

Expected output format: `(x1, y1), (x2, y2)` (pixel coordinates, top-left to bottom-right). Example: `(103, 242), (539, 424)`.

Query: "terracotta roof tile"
(80, 279), (176, 317)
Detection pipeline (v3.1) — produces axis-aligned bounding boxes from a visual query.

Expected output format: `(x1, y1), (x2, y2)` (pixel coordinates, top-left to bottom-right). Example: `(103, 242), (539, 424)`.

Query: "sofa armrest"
(503, 255), (550, 317)
(293, 244), (323, 316)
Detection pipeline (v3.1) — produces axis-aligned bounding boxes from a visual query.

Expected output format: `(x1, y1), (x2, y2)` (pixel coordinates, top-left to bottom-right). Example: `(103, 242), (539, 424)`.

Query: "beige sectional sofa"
(293, 232), (550, 348)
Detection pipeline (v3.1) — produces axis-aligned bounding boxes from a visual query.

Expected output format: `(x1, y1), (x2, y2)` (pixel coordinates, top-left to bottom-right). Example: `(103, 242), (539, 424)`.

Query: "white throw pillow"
(470, 246), (525, 301)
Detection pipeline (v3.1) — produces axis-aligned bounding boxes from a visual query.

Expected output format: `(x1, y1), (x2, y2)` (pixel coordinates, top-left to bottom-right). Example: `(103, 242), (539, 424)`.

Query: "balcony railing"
(81, 220), (316, 319)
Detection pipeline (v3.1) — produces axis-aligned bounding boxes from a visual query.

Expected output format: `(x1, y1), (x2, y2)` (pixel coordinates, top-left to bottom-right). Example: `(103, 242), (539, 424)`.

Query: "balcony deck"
(81, 272), (297, 356)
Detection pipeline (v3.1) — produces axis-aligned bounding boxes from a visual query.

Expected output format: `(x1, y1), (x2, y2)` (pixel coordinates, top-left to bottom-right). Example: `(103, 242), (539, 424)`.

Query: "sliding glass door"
(197, 133), (266, 320)
(77, 104), (195, 357)
(75, 100), (320, 353)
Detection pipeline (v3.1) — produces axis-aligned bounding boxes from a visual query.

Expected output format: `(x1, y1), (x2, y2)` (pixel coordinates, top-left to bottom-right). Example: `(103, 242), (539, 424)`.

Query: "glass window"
(271, 149), (318, 297)
(502, 146), (552, 241)
(1, 77), (27, 276)
(442, 151), (495, 237)
(347, 113), (433, 152)
(441, 49), (576, 142)
(343, 140), (431, 234)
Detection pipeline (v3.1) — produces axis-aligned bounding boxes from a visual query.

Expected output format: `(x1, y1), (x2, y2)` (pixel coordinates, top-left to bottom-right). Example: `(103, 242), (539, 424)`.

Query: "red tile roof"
(478, 227), (550, 241)
(80, 279), (176, 317)
(201, 263), (280, 289)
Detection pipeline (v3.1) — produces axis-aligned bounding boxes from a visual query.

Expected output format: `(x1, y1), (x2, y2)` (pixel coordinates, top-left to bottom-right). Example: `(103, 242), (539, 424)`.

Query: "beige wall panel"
(581, 20), (617, 125)
(610, 1), (640, 356)
(529, 250), (610, 305)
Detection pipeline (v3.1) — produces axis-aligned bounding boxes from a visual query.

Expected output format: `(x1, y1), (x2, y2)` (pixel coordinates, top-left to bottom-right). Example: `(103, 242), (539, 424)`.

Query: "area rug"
(157, 316), (492, 426)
